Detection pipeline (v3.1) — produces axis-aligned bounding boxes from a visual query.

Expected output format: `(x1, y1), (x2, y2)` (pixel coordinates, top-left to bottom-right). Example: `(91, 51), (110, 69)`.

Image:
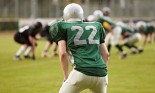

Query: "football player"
(102, 7), (111, 18)
(116, 21), (142, 54)
(94, 9), (127, 59)
(13, 20), (43, 60)
(49, 3), (109, 93)
(40, 21), (59, 57)
(94, 10), (114, 51)
(136, 21), (155, 50)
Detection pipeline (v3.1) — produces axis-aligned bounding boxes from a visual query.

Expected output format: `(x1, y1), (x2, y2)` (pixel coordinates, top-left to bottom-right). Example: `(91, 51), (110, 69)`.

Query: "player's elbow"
(59, 52), (67, 61)
(59, 52), (67, 57)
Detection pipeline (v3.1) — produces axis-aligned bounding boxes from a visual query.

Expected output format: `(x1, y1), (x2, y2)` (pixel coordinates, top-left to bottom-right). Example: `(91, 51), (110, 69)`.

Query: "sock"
(131, 47), (137, 52)
(115, 44), (123, 52)
(107, 44), (111, 53)
(16, 46), (26, 56)
(124, 43), (132, 48)
(24, 47), (32, 56)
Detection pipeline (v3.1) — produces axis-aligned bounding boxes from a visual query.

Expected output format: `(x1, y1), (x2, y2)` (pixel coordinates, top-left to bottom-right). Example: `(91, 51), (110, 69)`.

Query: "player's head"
(136, 21), (146, 31)
(35, 21), (42, 28)
(34, 19), (43, 28)
(33, 19), (43, 33)
(63, 3), (84, 21)
(93, 10), (103, 19)
(102, 7), (111, 16)
(87, 15), (96, 22)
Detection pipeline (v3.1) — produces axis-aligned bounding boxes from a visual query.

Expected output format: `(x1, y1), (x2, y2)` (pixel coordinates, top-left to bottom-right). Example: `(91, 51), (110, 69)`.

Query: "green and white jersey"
(121, 25), (133, 34)
(49, 21), (107, 77)
(143, 23), (155, 35)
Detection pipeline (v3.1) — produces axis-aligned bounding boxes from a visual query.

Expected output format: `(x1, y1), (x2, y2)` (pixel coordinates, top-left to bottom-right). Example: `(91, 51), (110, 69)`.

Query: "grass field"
(0, 32), (155, 93)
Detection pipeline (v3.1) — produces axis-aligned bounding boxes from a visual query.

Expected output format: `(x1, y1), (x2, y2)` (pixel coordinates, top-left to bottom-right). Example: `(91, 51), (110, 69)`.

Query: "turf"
(0, 32), (155, 93)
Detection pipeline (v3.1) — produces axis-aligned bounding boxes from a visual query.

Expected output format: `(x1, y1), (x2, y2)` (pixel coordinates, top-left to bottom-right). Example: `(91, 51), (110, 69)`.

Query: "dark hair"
(35, 22), (42, 28)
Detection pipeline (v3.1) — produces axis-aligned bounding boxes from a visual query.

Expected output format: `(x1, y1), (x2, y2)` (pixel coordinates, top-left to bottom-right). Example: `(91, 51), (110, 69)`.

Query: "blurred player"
(136, 21), (155, 51)
(49, 3), (109, 93)
(116, 21), (142, 54)
(94, 10), (114, 51)
(102, 7), (111, 19)
(94, 9), (127, 59)
(40, 21), (58, 57)
(13, 20), (43, 60)
(101, 7), (116, 54)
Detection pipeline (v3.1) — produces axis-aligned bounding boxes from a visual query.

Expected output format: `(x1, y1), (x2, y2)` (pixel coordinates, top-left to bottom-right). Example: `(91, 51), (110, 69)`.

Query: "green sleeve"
(49, 22), (66, 44)
(99, 24), (106, 43)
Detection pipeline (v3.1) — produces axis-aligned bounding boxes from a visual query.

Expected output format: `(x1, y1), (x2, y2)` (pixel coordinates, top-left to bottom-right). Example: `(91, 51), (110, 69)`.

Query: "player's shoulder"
(19, 25), (30, 33)
(49, 20), (66, 32)
(49, 20), (64, 27)
(51, 21), (67, 28)
(83, 21), (102, 26)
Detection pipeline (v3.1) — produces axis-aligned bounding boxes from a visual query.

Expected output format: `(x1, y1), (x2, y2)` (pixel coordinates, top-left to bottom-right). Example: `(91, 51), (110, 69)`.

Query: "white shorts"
(105, 32), (112, 45)
(105, 26), (122, 46)
(111, 26), (122, 46)
(59, 69), (108, 93)
(122, 33), (142, 45)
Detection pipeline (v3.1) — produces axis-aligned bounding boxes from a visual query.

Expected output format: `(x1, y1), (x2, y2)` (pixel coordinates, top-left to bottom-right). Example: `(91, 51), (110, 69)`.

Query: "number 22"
(71, 26), (99, 45)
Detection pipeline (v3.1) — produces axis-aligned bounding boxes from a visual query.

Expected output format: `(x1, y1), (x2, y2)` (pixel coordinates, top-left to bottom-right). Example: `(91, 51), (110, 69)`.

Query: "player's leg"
(147, 34), (151, 43)
(41, 41), (52, 57)
(24, 46), (32, 58)
(59, 81), (81, 93)
(113, 43), (127, 59)
(111, 26), (127, 59)
(142, 34), (148, 48)
(122, 33), (139, 54)
(152, 32), (155, 43)
(13, 33), (28, 60)
(124, 42), (140, 54)
(91, 75), (108, 93)
(13, 45), (28, 60)
(52, 44), (58, 56)
(22, 37), (38, 59)
(114, 44), (127, 59)
(115, 44), (123, 52)
(129, 33), (142, 53)
(107, 44), (111, 53)
(59, 70), (88, 93)
(105, 33), (112, 53)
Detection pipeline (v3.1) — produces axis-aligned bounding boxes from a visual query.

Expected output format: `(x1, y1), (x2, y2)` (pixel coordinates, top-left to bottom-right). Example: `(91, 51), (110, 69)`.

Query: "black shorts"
(14, 32), (31, 46)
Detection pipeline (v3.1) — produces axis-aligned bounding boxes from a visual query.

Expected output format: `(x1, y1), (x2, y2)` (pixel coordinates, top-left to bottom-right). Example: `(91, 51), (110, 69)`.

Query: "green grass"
(0, 33), (155, 93)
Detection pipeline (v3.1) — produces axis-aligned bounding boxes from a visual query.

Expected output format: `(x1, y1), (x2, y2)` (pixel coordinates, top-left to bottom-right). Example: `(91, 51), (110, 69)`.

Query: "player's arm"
(100, 43), (109, 64)
(58, 40), (69, 81)
(29, 35), (36, 59)
(99, 23), (109, 64)
(103, 22), (113, 33)
(28, 25), (38, 59)
(49, 22), (68, 80)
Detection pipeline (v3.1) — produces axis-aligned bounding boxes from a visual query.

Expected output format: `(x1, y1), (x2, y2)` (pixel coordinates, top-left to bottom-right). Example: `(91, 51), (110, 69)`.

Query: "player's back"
(18, 25), (30, 37)
(97, 17), (115, 27)
(50, 21), (107, 76)
(145, 23), (155, 33)
(59, 21), (103, 57)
